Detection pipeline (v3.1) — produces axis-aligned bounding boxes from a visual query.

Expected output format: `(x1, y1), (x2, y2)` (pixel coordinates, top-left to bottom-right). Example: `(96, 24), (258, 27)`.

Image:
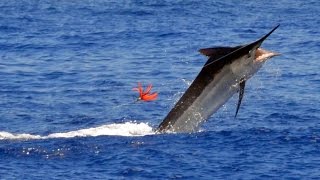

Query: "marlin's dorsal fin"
(199, 46), (241, 65)
(235, 80), (246, 118)
(199, 47), (237, 57)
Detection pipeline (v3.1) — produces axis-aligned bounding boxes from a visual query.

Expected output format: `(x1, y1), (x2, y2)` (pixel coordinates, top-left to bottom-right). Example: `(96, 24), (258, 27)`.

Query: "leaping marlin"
(157, 25), (280, 133)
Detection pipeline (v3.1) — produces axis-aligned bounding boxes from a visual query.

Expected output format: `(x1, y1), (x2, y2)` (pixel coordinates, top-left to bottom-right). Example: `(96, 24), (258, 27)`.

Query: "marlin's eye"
(248, 50), (252, 58)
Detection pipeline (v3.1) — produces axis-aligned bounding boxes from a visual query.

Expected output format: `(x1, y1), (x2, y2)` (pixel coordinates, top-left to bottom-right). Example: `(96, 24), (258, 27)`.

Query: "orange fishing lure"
(133, 82), (158, 101)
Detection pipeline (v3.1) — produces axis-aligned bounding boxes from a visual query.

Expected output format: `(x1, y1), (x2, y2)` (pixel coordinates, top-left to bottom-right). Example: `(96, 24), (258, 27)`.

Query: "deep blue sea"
(1, 0), (319, 179)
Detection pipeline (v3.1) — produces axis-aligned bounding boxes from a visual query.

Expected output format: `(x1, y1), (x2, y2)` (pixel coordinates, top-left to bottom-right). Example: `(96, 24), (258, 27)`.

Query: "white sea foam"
(0, 122), (155, 140)
(0, 131), (42, 140)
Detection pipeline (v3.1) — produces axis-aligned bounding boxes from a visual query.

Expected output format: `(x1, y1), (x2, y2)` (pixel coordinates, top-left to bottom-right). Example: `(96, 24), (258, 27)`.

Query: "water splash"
(182, 78), (193, 86)
(0, 122), (154, 140)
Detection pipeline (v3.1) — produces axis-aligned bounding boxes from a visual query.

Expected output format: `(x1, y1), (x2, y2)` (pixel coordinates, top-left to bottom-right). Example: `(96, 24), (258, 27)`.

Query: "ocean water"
(0, 0), (319, 179)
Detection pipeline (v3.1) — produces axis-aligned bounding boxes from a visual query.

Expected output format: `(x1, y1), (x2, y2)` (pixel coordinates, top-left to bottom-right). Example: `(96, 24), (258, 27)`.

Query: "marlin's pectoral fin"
(235, 80), (246, 118)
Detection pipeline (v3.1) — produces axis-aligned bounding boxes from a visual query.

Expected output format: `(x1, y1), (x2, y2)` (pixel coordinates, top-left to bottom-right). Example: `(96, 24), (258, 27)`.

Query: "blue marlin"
(158, 25), (280, 133)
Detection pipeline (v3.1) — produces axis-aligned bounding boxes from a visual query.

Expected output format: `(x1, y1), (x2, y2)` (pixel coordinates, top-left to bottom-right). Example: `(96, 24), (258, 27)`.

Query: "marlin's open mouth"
(255, 48), (280, 62)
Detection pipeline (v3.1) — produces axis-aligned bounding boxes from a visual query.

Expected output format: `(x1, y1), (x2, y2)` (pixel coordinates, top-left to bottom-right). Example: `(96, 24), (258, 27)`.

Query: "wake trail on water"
(0, 122), (155, 140)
